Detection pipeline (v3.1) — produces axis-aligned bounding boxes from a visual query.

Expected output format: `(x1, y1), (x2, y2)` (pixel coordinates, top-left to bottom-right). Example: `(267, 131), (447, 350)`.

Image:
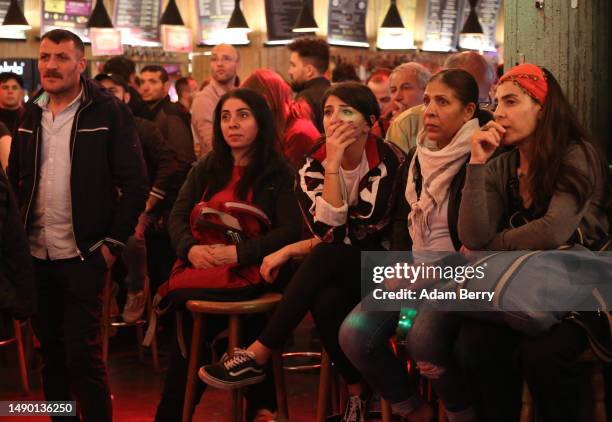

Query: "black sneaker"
(342, 395), (368, 422)
(198, 348), (265, 389)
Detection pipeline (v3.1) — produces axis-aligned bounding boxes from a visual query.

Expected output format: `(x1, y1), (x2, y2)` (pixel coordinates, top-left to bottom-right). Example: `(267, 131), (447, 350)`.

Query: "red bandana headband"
(499, 63), (548, 105)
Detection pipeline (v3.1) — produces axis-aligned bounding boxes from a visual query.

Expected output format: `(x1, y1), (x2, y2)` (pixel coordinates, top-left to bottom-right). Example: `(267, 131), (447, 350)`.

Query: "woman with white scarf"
(340, 69), (490, 422)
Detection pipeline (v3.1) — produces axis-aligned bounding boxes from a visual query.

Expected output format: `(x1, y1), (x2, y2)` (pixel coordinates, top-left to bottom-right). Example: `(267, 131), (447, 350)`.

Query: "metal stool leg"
(182, 313), (204, 422)
(13, 320), (29, 394)
(381, 399), (392, 422)
(592, 361), (607, 422)
(520, 380), (534, 422)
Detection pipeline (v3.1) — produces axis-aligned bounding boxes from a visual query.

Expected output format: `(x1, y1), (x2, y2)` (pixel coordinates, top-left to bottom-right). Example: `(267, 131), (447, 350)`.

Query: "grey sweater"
(458, 144), (609, 250)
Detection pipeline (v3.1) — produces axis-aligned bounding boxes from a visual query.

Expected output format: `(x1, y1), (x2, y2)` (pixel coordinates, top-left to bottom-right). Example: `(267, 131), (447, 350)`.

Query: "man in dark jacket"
(8, 30), (148, 422)
(287, 36), (331, 133)
(139, 65), (196, 293)
(95, 72), (181, 322)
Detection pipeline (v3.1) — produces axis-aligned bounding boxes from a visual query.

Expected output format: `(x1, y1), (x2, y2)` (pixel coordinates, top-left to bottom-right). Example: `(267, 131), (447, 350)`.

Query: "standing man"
(287, 36), (330, 133)
(140, 64), (195, 180)
(191, 43), (239, 157)
(174, 76), (196, 114)
(8, 29), (148, 421)
(0, 72), (26, 134)
(103, 56), (148, 118)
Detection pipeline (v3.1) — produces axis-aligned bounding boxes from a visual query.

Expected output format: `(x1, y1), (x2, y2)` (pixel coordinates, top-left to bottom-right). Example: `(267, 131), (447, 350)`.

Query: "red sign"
(162, 25), (192, 53)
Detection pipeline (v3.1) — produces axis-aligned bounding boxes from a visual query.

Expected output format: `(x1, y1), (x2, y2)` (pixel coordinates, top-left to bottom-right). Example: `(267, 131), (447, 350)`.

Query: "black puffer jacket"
(0, 168), (35, 319)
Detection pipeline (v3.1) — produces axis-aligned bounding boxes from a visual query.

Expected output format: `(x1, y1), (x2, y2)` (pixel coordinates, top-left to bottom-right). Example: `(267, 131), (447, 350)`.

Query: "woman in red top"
(241, 69), (320, 168)
(156, 88), (302, 421)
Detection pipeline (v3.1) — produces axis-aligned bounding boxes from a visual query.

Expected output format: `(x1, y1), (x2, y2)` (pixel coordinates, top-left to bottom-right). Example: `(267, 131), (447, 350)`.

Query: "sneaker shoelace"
(343, 395), (364, 422)
(222, 349), (254, 370)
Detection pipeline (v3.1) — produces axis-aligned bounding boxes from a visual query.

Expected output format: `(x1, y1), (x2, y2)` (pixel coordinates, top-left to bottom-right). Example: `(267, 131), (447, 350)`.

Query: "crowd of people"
(0, 28), (610, 422)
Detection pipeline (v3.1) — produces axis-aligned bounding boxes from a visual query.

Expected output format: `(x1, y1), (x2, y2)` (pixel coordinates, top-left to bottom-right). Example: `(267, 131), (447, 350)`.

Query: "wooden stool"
(182, 293), (288, 422)
(520, 349), (607, 422)
(101, 272), (159, 370)
(0, 319), (30, 394)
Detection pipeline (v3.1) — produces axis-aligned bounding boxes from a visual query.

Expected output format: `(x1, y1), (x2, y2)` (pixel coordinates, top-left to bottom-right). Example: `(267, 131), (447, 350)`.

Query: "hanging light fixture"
(292, 1), (318, 33)
(87, 0), (113, 28)
(377, 0), (414, 50)
(226, 0), (251, 33)
(160, 0), (184, 26)
(380, 0), (404, 34)
(1, 0), (31, 30)
(461, 0), (484, 35)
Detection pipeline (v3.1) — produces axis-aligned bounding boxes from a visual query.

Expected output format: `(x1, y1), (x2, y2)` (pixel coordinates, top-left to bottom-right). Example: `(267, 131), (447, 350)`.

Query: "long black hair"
(204, 88), (285, 200)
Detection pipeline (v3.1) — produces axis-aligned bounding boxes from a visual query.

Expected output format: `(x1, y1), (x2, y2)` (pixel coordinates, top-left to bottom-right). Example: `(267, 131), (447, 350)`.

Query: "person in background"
(139, 64), (196, 295)
(387, 52), (496, 153)
(191, 44), (240, 157)
(103, 56), (148, 118)
(95, 72), (181, 323)
(241, 69), (319, 168)
(0, 72), (25, 134)
(175, 76), (196, 114)
(373, 63), (431, 141)
(366, 68), (393, 120)
(332, 62), (361, 83)
(9, 29), (148, 422)
(287, 36), (331, 133)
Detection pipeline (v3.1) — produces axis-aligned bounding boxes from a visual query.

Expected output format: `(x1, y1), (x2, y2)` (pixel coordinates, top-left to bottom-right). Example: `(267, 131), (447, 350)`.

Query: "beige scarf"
(406, 118), (478, 248)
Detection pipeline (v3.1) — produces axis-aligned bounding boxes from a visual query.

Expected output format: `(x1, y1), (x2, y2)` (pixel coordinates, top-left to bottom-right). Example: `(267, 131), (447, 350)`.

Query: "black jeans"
(155, 287), (277, 422)
(258, 242), (363, 384)
(32, 253), (111, 422)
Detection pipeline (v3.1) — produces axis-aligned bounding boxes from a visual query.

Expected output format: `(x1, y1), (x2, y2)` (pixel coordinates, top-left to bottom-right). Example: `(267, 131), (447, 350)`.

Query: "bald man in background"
(386, 51), (496, 152)
(191, 43), (239, 157)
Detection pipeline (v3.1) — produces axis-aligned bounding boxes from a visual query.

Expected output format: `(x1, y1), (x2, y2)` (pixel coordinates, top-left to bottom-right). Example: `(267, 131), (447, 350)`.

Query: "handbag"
(143, 198), (271, 348)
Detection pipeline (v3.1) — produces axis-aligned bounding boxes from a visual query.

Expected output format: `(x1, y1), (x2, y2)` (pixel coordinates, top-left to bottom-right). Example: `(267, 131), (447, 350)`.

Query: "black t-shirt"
(0, 121), (9, 138)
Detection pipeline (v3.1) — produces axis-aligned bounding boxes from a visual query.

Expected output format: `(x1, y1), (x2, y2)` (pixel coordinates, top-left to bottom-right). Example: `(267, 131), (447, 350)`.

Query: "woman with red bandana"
(407, 64), (610, 422)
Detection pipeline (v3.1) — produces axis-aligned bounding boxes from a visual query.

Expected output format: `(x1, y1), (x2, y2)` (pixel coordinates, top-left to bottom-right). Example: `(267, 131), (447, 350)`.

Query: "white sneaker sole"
(198, 366), (265, 390)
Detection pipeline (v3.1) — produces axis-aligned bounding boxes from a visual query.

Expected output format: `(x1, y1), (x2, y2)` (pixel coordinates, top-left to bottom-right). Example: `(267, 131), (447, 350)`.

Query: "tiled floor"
(0, 319), (327, 422)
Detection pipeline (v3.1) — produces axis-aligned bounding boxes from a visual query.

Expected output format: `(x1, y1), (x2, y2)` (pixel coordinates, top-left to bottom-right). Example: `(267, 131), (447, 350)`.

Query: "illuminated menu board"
(196, 0), (235, 45)
(264, 0), (312, 44)
(113, 0), (162, 46)
(0, 0), (26, 39)
(422, 0), (462, 52)
(327, 0), (368, 47)
(41, 0), (92, 42)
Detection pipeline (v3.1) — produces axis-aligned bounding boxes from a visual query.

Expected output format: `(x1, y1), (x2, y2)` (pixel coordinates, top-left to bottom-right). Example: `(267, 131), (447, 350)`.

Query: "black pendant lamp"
(2, 0), (31, 30)
(381, 0), (404, 30)
(87, 0), (113, 28)
(160, 0), (184, 26)
(461, 0), (484, 35)
(292, 1), (318, 33)
(227, 0), (250, 32)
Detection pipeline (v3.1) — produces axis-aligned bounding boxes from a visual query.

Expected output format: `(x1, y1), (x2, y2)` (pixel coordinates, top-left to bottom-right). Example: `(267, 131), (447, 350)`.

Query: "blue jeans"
(339, 301), (424, 415)
(407, 308), (473, 415)
(121, 212), (154, 292)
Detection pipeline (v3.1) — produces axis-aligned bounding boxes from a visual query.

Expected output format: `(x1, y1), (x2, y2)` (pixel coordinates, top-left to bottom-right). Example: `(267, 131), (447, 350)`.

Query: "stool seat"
(186, 292), (283, 315)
